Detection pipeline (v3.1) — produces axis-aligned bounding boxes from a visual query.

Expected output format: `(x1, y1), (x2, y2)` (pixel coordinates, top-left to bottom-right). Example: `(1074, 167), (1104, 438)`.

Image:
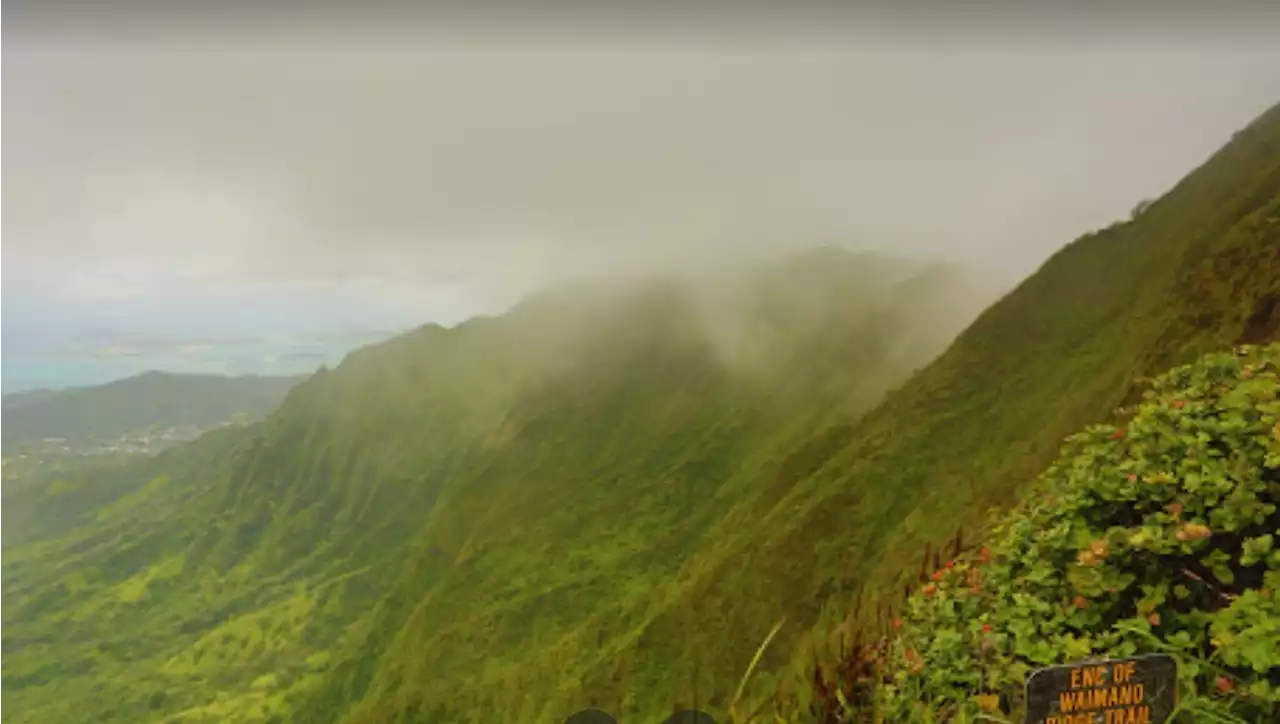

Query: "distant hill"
(1, 388), (61, 411)
(1, 371), (305, 452)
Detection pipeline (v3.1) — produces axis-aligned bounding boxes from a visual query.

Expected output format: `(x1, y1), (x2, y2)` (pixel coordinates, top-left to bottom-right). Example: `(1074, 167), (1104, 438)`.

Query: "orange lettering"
(1092, 666), (1110, 687)
(1060, 691), (1074, 712)
(1104, 684), (1136, 707)
(1108, 706), (1152, 724)
(1052, 662), (1157, 724)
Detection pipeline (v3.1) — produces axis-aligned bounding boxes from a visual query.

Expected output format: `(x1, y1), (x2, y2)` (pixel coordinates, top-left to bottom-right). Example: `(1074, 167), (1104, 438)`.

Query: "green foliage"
(871, 344), (1280, 722)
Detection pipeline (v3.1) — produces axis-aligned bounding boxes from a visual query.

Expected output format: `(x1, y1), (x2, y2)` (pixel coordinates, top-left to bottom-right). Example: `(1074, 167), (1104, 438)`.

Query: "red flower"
(1215, 676), (1234, 694)
(1127, 474), (1137, 482)
(982, 624), (992, 633)
(945, 560), (955, 569)
(905, 648), (925, 674)
(1111, 429), (1125, 440)
(891, 618), (904, 631)
(1171, 399), (1186, 409)
(931, 570), (945, 582)
(922, 584), (937, 597)
(1072, 595), (1090, 610)
(1148, 612), (1161, 626)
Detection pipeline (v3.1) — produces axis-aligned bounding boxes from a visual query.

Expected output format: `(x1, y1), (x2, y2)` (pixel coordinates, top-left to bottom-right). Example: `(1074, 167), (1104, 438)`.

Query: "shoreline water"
(1, 333), (399, 394)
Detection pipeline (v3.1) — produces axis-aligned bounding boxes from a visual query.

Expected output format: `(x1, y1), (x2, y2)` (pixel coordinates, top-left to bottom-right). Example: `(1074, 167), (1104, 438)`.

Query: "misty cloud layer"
(4, 7), (1280, 389)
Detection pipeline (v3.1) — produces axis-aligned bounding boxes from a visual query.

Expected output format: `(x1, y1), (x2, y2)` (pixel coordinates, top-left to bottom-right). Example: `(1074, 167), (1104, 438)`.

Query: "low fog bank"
(468, 245), (999, 412)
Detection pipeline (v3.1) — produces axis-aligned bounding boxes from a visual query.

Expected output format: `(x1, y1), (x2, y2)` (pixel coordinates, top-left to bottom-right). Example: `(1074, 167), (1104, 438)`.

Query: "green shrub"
(873, 343), (1280, 723)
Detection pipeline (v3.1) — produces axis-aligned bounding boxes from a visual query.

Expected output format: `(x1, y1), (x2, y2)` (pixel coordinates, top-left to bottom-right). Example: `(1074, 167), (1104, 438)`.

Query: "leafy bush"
(870, 343), (1280, 723)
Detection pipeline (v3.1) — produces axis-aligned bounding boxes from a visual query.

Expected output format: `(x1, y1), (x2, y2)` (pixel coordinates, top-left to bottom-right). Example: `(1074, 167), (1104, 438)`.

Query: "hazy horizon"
(5, 6), (1279, 392)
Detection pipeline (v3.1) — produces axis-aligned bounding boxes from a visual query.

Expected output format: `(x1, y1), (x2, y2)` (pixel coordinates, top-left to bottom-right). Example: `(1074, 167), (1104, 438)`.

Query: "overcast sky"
(4, 5), (1280, 389)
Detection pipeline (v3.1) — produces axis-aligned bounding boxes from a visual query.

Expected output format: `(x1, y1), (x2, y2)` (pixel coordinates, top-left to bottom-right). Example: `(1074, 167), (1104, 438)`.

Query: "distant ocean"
(1, 332), (399, 394)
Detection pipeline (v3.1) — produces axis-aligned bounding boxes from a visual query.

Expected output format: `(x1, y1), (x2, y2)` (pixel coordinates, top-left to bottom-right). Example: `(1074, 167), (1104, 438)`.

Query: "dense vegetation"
(2, 103), (1277, 724)
(1, 371), (304, 452)
(804, 344), (1279, 723)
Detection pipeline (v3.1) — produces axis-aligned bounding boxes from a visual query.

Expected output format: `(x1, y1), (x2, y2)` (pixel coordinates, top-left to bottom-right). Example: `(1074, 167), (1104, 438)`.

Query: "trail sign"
(562, 709), (617, 724)
(1024, 653), (1178, 724)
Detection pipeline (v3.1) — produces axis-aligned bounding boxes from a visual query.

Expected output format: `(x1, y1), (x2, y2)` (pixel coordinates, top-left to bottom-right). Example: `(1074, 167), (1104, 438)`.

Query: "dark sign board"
(563, 709), (617, 724)
(1024, 653), (1178, 724)
(563, 709), (717, 724)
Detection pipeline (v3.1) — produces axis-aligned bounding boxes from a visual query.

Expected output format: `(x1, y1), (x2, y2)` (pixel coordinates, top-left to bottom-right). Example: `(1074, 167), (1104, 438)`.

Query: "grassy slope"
(757, 103), (1280, 717)
(2, 254), (984, 723)
(1, 371), (305, 451)
(1, 427), (261, 722)
(831, 102), (1280, 607)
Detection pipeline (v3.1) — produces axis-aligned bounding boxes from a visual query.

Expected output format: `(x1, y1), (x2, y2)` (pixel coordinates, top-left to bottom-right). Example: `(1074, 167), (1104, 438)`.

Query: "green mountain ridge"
(3, 103), (1279, 724)
(2, 251), (991, 723)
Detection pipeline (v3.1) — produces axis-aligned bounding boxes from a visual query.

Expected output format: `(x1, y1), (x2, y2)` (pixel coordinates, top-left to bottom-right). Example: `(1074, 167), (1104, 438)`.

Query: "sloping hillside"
(306, 103), (1279, 722)
(1, 252), (990, 723)
(758, 103), (1280, 718)
(1, 371), (305, 452)
(812, 101), (1280, 612)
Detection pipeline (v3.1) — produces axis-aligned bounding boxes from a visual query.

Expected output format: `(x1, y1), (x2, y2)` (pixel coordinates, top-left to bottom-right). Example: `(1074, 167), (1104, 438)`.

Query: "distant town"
(19, 426), (209, 457)
(7, 415), (252, 459)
